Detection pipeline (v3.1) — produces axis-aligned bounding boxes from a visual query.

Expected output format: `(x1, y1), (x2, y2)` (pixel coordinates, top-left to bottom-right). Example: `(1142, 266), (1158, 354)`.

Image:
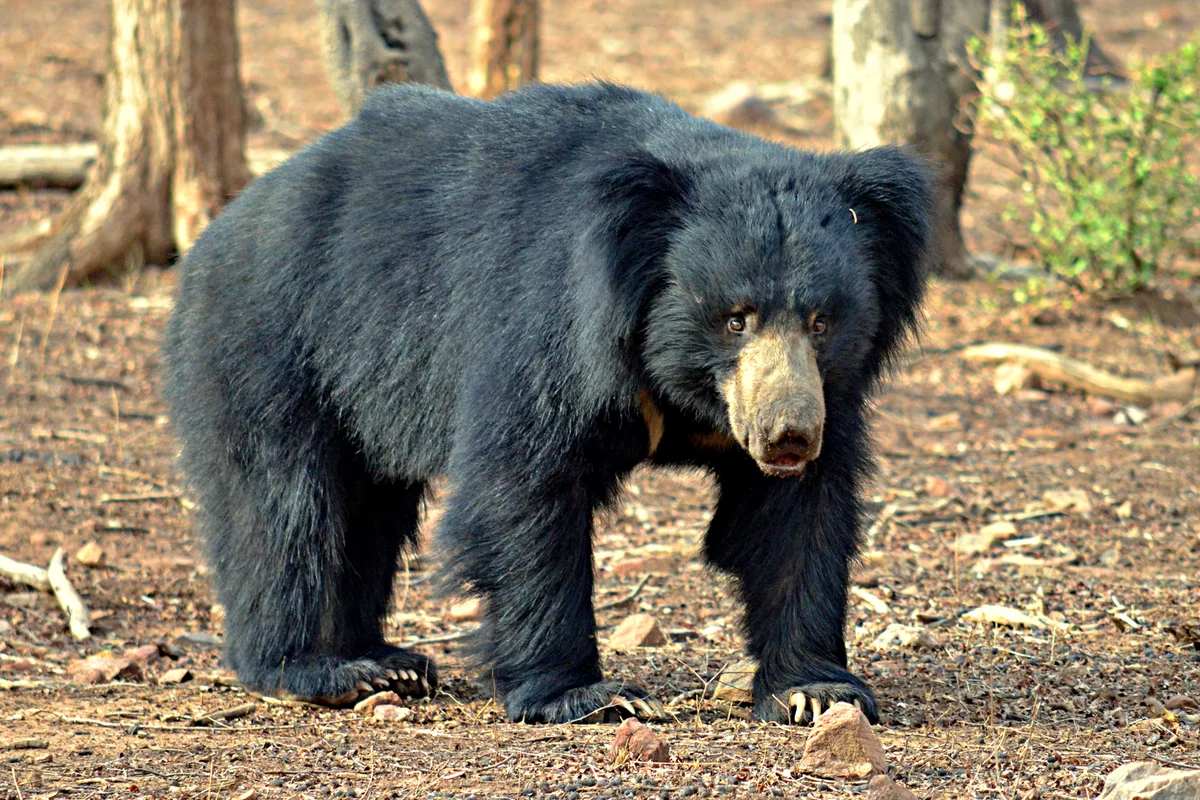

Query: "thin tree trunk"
(318, 0), (452, 116)
(832, 0), (988, 279)
(6, 0), (248, 292)
(468, 0), (539, 100)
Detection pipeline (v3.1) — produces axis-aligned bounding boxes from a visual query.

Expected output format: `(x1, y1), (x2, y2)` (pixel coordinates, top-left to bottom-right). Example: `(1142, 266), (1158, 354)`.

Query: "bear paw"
(754, 681), (878, 726)
(505, 680), (665, 724)
(258, 648), (439, 708)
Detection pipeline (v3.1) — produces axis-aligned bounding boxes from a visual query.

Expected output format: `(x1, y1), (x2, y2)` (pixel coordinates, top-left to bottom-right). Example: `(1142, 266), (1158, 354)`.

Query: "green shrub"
(970, 11), (1199, 296)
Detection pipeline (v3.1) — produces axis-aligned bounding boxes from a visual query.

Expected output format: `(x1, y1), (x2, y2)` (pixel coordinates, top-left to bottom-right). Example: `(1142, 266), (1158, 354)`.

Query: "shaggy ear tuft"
(591, 151), (691, 331)
(839, 147), (934, 376)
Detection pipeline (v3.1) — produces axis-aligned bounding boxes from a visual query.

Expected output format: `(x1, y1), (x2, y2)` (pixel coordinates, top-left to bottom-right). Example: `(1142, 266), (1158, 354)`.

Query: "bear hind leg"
(207, 445), (435, 706)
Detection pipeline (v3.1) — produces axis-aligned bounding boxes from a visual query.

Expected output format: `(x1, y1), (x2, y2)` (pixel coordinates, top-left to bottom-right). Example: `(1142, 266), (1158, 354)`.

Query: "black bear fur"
(162, 82), (932, 724)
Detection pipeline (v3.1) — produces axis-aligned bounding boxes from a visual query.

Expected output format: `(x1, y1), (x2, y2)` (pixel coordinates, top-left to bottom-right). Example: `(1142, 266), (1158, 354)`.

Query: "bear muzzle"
(722, 330), (826, 478)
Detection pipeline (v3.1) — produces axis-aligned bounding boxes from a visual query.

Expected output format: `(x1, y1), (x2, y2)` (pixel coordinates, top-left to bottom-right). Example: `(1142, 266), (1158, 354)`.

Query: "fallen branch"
(47, 548), (91, 641)
(0, 553), (50, 590)
(960, 343), (1197, 406)
(595, 573), (652, 611)
(190, 702), (256, 727)
(0, 144), (292, 191)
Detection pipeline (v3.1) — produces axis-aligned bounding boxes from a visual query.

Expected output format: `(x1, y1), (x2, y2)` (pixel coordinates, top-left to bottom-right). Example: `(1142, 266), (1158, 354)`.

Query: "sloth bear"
(163, 82), (932, 725)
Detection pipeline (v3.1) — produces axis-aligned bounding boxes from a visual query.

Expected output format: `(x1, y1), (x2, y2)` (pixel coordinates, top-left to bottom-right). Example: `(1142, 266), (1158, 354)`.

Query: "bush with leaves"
(970, 13), (1199, 296)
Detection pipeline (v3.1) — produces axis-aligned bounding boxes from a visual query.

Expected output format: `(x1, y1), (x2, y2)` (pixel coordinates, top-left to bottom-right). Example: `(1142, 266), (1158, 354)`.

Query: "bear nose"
(762, 419), (822, 464)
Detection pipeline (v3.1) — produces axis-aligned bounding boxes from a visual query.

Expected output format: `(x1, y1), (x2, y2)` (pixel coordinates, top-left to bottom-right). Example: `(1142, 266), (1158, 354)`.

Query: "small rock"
(373, 705), (413, 722)
(1087, 397), (1119, 417)
(612, 556), (676, 578)
(75, 541), (106, 567)
(354, 691), (402, 714)
(1163, 695), (1199, 714)
(447, 597), (483, 622)
(1152, 400), (1186, 420)
(176, 631), (223, 648)
(4, 592), (41, 609)
(233, 790), (259, 800)
(607, 613), (666, 650)
(67, 654), (143, 684)
(798, 702), (888, 779)
(1097, 761), (1200, 799)
(210, 603), (226, 624)
(994, 362), (1037, 395)
(0, 620), (11, 635)
(868, 775), (918, 800)
(609, 718), (669, 763)
(953, 521), (1017, 556)
(159, 668), (193, 684)
(871, 623), (939, 652)
(922, 476), (952, 498)
(124, 644), (162, 665)
(712, 659), (756, 703)
(1043, 488), (1093, 514)
(1114, 500), (1133, 520)
(1114, 406), (1149, 426)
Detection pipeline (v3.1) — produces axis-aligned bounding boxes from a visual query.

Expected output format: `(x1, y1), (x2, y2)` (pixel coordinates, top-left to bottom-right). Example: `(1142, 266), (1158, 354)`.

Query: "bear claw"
(761, 681), (877, 726)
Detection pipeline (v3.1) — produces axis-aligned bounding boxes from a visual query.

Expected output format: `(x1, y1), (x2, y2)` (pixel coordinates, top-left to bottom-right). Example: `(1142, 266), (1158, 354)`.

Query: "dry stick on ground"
(47, 547), (91, 641)
(960, 343), (1198, 406)
(0, 144), (290, 193)
(0, 553), (51, 590)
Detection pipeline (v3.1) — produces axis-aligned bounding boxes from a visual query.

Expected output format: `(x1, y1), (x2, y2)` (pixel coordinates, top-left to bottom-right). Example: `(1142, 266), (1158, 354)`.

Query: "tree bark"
(832, 0), (988, 278)
(5, 0), (249, 292)
(468, 0), (539, 100)
(830, 0), (1118, 279)
(318, 0), (452, 115)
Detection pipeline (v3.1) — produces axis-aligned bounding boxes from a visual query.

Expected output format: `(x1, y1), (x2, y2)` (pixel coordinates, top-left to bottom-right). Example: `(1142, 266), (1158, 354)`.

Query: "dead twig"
(595, 573), (652, 611)
(0, 553), (50, 590)
(190, 702), (256, 726)
(960, 342), (1196, 406)
(402, 630), (470, 648)
(99, 491), (180, 504)
(47, 547), (91, 641)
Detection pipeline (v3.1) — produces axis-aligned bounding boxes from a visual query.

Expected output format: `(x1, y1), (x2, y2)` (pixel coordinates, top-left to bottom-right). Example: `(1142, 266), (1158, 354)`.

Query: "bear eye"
(727, 315), (747, 334)
(811, 316), (828, 335)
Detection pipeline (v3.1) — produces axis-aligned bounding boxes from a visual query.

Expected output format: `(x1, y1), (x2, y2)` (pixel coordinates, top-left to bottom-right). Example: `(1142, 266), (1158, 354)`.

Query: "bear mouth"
(756, 455), (808, 479)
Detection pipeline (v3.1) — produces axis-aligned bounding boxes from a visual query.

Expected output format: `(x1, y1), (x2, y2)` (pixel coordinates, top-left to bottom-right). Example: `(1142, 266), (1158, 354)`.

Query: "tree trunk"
(467, 0), (539, 100)
(6, 0), (249, 292)
(832, 0), (989, 279)
(318, 0), (453, 115)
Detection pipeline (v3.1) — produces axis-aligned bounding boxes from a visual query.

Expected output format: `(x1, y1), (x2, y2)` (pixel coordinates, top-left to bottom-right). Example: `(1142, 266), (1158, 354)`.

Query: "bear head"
(595, 144), (933, 477)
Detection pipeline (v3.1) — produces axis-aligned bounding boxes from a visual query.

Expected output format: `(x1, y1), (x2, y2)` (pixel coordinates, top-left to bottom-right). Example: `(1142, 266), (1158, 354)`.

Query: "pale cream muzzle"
(721, 329), (824, 477)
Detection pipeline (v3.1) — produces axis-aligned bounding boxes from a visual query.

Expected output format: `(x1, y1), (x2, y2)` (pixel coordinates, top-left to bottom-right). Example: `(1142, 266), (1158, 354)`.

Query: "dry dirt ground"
(2, 1), (1199, 798)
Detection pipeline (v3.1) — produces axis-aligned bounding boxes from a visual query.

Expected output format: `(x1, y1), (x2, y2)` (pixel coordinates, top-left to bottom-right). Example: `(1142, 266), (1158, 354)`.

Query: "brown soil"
(2, 2), (1199, 799)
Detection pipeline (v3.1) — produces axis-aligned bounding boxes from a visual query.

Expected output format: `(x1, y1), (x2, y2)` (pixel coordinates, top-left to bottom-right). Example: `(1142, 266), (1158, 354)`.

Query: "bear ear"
(838, 146), (935, 376)
(590, 151), (692, 328)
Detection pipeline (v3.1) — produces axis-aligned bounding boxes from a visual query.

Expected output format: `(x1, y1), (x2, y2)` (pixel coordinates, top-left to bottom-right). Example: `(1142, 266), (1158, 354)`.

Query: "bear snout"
(752, 401), (824, 476)
(721, 329), (826, 477)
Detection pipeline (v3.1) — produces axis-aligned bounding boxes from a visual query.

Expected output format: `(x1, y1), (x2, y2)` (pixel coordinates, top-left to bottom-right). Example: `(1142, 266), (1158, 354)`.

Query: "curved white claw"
(372, 678), (389, 689)
(355, 681), (374, 695)
(404, 670), (418, 683)
(419, 676), (431, 694)
(790, 691), (807, 724)
(854, 699), (864, 713)
(811, 697), (823, 722)
(612, 696), (638, 717)
(385, 669), (400, 681)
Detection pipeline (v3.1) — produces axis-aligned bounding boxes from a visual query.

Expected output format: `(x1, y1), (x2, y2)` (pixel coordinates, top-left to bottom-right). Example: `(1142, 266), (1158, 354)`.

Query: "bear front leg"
(439, 470), (663, 724)
(706, 439), (878, 725)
